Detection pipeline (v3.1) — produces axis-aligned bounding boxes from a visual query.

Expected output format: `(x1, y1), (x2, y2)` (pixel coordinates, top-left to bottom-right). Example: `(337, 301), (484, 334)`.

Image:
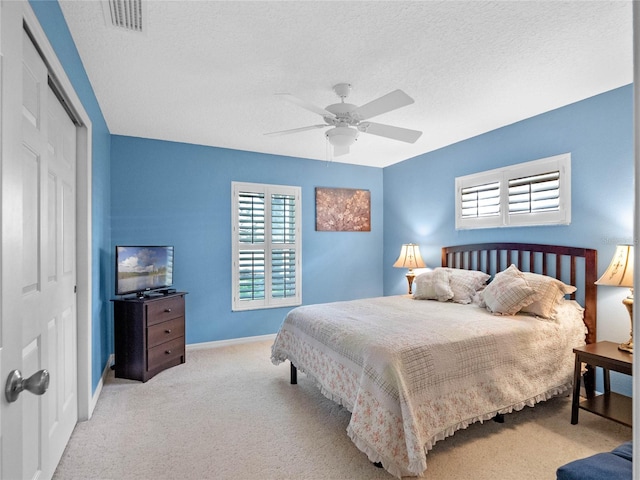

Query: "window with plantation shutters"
(455, 153), (570, 229)
(232, 182), (301, 311)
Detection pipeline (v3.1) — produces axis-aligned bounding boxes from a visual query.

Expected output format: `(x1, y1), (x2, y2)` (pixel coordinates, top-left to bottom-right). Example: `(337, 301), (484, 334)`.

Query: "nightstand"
(571, 341), (632, 427)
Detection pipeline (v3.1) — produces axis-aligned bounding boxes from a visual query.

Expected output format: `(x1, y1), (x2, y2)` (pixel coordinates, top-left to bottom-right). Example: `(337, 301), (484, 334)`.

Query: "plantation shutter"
(271, 193), (297, 299)
(460, 181), (500, 218)
(508, 171), (560, 215)
(238, 192), (265, 301)
(232, 183), (301, 311)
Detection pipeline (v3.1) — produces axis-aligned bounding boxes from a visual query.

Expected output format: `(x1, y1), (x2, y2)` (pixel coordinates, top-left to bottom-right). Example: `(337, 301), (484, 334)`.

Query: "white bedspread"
(271, 296), (586, 477)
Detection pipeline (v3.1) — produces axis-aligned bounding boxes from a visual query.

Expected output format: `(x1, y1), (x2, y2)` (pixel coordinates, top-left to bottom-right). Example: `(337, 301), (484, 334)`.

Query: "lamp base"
(618, 339), (633, 353)
(406, 273), (416, 295)
(619, 295), (633, 353)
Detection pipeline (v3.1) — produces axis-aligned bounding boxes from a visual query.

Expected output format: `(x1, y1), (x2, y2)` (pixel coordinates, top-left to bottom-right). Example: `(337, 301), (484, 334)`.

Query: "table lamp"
(393, 243), (426, 294)
(595, 244), (634, 353)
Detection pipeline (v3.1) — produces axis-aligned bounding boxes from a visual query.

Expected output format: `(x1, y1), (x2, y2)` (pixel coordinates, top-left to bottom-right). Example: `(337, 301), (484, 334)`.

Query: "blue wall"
(110, 137), (383, 344)
(30, 0), (113, 394)
(384, 85), (634, 395)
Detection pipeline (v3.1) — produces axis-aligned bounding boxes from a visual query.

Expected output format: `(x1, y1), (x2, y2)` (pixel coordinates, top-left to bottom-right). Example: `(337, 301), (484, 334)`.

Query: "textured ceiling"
(58, 1), (632, 168)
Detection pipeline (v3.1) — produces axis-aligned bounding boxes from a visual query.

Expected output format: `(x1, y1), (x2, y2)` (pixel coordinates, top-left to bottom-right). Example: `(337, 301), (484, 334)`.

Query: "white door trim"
(21, 1), (94, 421)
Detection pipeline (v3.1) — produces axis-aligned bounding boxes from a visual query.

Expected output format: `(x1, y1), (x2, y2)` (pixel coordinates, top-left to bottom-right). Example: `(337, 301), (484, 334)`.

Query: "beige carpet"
(53, 340), (631, 480)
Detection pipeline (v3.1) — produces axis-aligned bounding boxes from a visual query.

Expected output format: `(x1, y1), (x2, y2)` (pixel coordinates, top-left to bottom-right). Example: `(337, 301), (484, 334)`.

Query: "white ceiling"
(58, 1), (633, 168)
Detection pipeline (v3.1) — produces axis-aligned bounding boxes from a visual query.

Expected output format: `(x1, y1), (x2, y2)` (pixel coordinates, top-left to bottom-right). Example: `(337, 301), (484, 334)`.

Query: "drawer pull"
(164, 308), (172, 313)
(165, 350), (172, 355)
(165, 329), (172, 334)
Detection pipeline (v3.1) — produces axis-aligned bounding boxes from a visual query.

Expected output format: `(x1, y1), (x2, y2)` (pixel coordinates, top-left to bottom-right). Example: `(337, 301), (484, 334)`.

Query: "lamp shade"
(595, 244), (634, 287)
(393, 244), (426, 269)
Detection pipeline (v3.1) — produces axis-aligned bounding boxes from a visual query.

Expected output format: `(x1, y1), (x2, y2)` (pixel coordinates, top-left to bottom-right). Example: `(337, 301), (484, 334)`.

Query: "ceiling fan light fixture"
(269, 84), (422, 154)
(325, 126), (358, 147)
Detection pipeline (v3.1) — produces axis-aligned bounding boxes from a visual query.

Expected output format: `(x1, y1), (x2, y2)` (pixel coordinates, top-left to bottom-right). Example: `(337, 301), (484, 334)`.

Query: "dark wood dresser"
(112, 292), (187, 382)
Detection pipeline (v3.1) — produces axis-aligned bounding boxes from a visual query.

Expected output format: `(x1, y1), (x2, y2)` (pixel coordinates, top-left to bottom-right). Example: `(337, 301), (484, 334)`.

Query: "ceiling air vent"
(102, 0), (145, 33)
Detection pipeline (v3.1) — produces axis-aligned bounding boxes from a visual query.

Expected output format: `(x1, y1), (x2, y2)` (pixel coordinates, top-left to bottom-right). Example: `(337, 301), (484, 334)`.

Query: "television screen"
(115, 246), (174, 296)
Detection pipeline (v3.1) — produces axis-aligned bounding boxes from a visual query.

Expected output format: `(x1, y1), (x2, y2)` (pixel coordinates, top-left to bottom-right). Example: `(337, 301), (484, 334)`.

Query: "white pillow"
(440, 267), (491, 304)
(481, 265), (540, 315)
(413, 269), (454, 301)
(520, 272), (577, 318)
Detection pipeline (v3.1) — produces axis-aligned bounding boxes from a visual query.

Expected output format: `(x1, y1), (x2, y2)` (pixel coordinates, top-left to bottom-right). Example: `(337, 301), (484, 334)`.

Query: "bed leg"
(493, 413), (505, 423)
(290, 362), (297, 384)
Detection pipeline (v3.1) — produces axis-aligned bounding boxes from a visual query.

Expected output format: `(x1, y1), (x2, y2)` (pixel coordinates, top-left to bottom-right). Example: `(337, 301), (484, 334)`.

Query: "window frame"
(231, 181), (302, 311)
(455, 153), (571, 230)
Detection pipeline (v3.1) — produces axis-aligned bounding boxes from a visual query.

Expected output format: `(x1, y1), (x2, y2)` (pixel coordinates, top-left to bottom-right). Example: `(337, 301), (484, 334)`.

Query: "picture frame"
(315, 187), (371, 232)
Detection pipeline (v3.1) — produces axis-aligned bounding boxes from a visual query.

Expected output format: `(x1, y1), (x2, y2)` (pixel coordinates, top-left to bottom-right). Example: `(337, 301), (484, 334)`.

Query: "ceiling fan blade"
(264, 124), (327, 136)
(352, 89), (415, 121)
(333, 145), (350, 156)
(359, 122), (422, 143)
(276, 93), (334, 117)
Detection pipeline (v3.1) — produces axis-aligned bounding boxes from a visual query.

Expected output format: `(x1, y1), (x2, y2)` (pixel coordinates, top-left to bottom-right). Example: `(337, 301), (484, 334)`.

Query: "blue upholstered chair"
(556, 441), (632, 480)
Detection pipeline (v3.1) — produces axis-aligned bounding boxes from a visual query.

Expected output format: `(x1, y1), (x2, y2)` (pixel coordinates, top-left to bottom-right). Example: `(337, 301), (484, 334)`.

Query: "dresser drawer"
(147, 336), (185, 370)
(146, 295), (185, 326)
(147, 316), (185, 349)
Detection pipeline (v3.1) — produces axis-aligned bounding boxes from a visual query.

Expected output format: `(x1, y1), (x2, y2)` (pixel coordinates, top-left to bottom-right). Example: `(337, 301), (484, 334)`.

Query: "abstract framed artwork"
(315, 187), (371, 232)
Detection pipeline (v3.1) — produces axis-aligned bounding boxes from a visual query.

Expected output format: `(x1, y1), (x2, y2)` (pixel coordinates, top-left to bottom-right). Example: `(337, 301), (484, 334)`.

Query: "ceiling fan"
(265, 83), (423, 156)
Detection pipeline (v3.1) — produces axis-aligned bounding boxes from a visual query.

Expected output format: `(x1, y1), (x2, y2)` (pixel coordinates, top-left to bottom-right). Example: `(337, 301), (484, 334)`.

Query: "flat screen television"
(115, 245), (174, 296)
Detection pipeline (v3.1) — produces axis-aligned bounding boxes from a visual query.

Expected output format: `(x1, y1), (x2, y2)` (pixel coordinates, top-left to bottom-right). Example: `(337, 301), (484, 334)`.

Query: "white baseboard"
(187, 333), (276, 351)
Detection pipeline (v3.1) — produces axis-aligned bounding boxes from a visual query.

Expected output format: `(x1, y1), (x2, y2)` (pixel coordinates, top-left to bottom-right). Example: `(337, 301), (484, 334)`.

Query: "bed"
(271, 242), (597, 477)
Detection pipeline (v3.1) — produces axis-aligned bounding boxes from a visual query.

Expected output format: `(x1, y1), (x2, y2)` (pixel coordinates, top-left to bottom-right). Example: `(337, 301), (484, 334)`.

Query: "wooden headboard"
(442, 243), (598, 344)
